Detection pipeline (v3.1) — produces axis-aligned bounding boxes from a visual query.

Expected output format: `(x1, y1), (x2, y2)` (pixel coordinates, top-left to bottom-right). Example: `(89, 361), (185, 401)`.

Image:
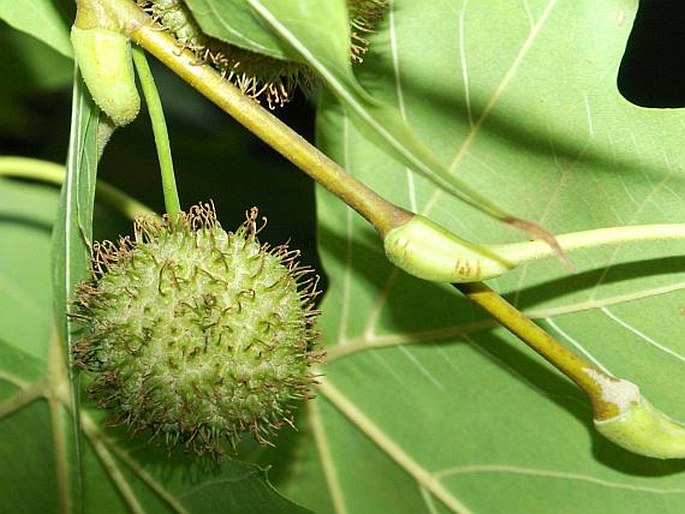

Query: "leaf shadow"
(248, 399), (312, 484)
(513, 255), (685, 311)
(466, 329), (592, 425)
(0, 213), (53, 235)
(358, 56), (685, 187)
(591, 433), (685, 476)
(87, 400), (316, 512)
(92, 418), (226, 483)
(316, 222), (393, 297)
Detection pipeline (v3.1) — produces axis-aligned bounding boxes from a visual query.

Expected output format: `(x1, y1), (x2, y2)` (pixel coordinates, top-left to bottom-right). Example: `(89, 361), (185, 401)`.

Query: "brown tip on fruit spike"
(348, 0), (390, 62)
(242, 206), (268, 236)
(504, 216), (573, 270)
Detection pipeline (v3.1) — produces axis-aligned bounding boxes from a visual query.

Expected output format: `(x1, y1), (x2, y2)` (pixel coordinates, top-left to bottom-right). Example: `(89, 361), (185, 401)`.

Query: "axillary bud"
(383, 215), (514, 283)
(71, 25), (140, 126)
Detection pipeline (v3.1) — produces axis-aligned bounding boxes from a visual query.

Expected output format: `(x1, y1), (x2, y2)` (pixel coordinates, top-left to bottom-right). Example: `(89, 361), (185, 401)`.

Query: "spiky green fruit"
(73, 203), (321, 456)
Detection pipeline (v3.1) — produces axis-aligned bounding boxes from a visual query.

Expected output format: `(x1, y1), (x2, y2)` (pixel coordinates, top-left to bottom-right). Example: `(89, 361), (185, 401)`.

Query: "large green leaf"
(186, 0), (517, 225)
(0, 0), (72, 58)
(271, 1), (685, 512)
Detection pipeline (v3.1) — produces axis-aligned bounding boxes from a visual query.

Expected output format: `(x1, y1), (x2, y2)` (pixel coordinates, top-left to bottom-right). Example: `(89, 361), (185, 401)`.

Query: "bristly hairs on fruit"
(138, 0), (389, 107)
(348, 0), (390, 63)
(72, 202), (323, 457)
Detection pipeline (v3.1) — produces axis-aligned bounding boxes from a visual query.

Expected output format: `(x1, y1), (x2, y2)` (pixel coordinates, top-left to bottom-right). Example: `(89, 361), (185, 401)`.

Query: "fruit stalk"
(132, 46), (181, 217)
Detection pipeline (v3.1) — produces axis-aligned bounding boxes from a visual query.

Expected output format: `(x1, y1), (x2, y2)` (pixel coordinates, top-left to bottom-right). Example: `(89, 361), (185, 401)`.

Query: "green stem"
(131, 46), (181, 218)
(0, 156), (153, 219)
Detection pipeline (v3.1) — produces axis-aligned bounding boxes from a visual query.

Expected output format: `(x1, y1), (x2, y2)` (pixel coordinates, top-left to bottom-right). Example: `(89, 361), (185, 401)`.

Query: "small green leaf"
(184, 0), (295, 60)
(50, 69), (102, 514)
(52, 72), (100, 344)
(0, 0), (72, 58)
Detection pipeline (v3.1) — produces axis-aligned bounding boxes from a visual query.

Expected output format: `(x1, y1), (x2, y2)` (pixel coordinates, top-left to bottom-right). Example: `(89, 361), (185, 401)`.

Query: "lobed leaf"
(266, 1), (685, 512)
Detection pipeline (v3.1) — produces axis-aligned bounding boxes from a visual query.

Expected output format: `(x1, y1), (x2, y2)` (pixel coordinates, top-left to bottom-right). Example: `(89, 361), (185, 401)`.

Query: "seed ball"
(73, 203), (322, 456)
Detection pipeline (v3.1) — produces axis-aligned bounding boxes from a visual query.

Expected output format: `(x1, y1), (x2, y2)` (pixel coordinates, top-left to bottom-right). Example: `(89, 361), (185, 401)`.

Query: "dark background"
(618, 0), (685, 107)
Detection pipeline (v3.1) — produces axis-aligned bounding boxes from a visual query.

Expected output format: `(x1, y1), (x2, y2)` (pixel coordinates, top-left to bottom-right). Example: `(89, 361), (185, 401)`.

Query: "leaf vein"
(435, 464), (685, 495)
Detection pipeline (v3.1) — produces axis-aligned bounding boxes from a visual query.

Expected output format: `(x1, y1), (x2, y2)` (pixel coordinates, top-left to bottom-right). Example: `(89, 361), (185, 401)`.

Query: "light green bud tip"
(71, 26), (140, 126)
(383, 215), (514, 282)
(588, 371), (685, 459)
